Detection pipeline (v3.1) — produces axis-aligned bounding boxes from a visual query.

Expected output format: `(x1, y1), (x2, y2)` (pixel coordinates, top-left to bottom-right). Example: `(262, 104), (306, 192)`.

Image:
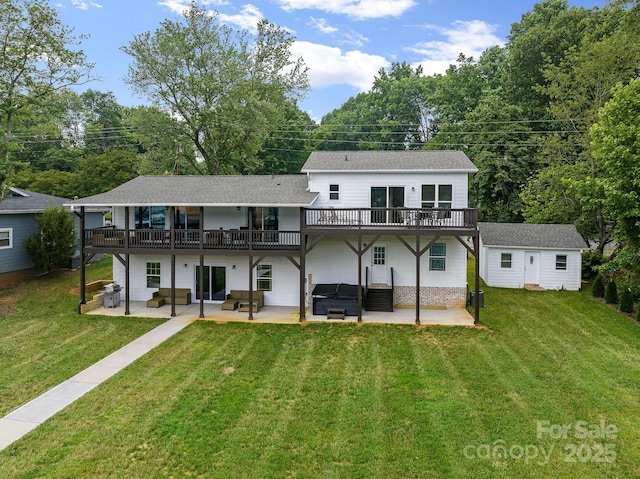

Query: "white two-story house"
(70, 150), (481, 324)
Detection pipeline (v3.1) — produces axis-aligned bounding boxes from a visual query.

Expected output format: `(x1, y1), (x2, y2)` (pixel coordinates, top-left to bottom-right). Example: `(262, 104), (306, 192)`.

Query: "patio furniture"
(222, 290), (264, 312)
(222, 290), (242, 310)
(146, 287), (192, 306)
(146, 296), (165, 308)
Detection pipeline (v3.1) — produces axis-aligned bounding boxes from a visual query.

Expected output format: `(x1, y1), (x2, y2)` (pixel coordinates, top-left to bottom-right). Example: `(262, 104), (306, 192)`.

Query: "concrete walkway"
(0, 315), (196, 452)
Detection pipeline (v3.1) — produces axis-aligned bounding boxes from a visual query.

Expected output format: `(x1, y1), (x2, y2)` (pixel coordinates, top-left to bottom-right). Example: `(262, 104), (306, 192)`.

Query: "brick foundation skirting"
(394, 286), (467, 308)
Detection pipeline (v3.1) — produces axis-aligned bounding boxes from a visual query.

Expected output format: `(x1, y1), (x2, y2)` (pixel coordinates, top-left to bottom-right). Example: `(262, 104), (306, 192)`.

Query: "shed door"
(524, 251), (540, 285)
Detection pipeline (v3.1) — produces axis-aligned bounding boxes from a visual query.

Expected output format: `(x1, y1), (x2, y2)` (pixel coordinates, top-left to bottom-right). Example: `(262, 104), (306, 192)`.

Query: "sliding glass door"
(371, 186), (405, 223)
(195, 266), (226, 301)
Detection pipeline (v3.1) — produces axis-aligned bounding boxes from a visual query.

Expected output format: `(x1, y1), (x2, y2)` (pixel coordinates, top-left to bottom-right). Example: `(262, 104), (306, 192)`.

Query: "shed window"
(500, 253), (512, 268)
(146, 262), (161, 288)
(556, 255), (568, 270)
(329, 184), (339, 200)
(429, 243), (446, 271)
(0, 229), (11, 248)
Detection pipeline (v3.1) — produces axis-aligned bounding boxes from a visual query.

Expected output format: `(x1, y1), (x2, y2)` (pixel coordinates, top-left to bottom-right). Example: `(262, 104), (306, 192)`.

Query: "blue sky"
(55, 0), (605, 122)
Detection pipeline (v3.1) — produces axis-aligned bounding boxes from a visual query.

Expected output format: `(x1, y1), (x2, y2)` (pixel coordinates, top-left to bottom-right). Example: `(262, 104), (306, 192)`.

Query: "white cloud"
(340, 31), (368, 47)
(409, 20), (502, 74)
(70, 0), (102, 9)
(278, 0), (417, 20)
(157, 0), (229, 16)
(218, 4), (264, 32)
(292, 41), (389, 90)
(310, 17), (337, 34)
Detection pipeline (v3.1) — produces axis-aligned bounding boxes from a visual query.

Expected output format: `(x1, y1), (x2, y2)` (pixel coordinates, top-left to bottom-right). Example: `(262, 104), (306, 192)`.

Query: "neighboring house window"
(556, 255), (568, 270)
(146, 262), (161, 288)
(501, 253), (512, 268)
(257, 264), (272, 291)
(329, 184), (339, 200)
(421, 184), (452, 208)
(0, 229), (12, 248)
(429, 243), (446, 271)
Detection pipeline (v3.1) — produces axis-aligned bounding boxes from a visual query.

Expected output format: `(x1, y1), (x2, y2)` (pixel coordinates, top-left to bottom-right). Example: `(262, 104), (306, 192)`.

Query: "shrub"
(619, 288), (634, 313)
(636, 305), (640, 322)
(24, 205), (76, 273)
(605, 278), (618, 304)
(592, 273), (605, 298)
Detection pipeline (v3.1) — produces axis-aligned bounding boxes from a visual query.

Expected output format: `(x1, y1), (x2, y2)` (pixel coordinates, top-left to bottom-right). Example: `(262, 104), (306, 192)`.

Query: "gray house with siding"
(478, 222), (587, 291)
(0, 187), (105, 275)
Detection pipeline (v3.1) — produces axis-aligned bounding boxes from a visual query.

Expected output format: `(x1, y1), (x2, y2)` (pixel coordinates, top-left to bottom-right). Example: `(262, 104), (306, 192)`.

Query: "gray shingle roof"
(0, 187), (68, 213)
(301, 150), (477, 172)
(479, 222), (587, 250)
(69, 175), (318, 207)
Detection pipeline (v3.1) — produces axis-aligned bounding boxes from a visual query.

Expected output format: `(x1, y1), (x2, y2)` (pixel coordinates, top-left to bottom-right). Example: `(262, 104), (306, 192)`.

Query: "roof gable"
(479, 222), (587, 250)
(301, 150), (477, 173)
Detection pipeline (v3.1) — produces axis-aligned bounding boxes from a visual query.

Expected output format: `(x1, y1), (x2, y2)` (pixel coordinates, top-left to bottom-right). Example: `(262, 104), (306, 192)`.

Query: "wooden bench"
(327, 307), (346, 320)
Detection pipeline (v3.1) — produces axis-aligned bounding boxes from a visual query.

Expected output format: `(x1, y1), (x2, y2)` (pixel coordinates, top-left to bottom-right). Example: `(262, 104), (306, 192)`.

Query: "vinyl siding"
(480, 246), (582, 290)
(116, 254), (301, 306)
(0, 214), (37, 273)
(308, 171), (470, 209)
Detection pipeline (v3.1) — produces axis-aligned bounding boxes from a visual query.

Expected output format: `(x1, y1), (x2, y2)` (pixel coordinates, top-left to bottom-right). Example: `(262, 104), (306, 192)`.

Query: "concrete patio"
(86, 300), (476, 326)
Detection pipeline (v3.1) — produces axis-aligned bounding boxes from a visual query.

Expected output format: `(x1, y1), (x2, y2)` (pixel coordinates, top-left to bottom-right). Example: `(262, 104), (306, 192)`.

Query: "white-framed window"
(146, 262), (161, 288)
(373, 246), (386, 265)
(0, 228), (12, 249)
(501, 253), (512, 268)
(429, 243), (446, 271)
(329, 184), (340, 201)
(421, 184), (452, 209)
(257, 264), (272, 291)
(556, 254), (568, 270)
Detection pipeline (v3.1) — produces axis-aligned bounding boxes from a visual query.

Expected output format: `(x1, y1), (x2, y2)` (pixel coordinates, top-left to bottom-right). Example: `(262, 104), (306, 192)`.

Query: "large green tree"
(0, 0), (93, 197)
(122, 5), (308, 175)
(591, 79), (640, 247)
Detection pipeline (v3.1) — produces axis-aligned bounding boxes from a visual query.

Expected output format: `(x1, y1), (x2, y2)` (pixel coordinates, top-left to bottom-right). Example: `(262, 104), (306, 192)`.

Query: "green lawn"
(0, 257), (164, 417)
(1, 259), (639, 478)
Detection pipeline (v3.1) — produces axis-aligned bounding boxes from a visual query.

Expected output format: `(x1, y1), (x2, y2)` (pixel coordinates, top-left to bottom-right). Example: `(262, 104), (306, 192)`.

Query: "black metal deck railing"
(87, 228), (301, 251)
(305, 208), (478, 229)
(85, 208), (477, 252)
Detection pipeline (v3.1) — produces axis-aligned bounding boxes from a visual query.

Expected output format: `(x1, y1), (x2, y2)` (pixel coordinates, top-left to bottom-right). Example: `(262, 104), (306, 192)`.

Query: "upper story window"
(501, 253), (512, 268)
(556, 255), (568, 270)
(422, 184), (452, 209)
(175, 206), (200, 229)
(0, 229), (12, 248)
(329, 184), (339, 200)
(135, 206), (165, 229)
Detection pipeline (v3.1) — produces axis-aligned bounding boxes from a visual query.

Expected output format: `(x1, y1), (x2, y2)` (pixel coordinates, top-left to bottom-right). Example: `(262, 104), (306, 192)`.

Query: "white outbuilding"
(478, 223), (587, 291)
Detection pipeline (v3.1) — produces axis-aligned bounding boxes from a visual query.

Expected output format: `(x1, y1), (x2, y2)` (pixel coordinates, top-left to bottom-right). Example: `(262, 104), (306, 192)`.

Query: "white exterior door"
(524, 251), (540, 284)
(371, 244), (388, 284)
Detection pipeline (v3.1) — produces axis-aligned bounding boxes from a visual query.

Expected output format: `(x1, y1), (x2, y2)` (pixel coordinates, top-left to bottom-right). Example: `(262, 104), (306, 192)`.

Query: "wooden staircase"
(365, 287), (394, 312)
